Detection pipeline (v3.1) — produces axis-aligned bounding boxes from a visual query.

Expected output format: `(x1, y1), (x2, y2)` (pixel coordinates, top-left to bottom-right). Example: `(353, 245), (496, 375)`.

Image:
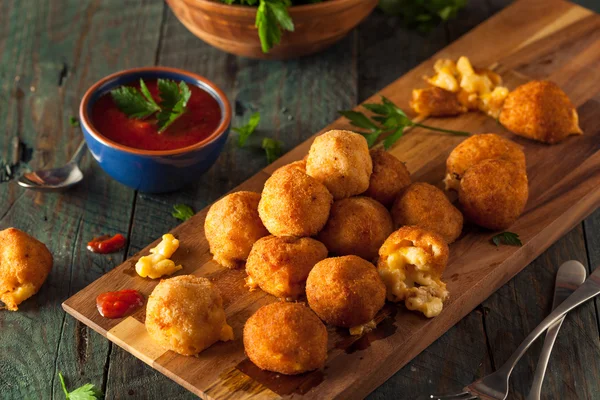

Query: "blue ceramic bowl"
(79, 67), (231, 193)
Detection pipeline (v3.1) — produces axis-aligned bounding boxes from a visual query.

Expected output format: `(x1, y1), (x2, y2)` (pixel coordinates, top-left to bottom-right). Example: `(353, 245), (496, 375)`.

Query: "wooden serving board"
(63, 1), (600, 399)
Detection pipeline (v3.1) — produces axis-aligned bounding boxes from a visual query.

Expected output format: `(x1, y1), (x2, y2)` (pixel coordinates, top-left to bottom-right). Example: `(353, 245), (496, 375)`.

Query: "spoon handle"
(70, 141), (88, 165)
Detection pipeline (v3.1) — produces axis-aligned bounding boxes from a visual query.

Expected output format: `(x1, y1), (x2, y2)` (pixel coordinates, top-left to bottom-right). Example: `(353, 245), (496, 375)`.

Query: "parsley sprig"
(491, 232), (522, 247)
(58, 372), (103, 400)
(234, 112), (261, 147)
(339, 96), (470, 149)
(262, 138), (283, 163)
(110, 78), (191, 133)
(172, 204), (195, 222)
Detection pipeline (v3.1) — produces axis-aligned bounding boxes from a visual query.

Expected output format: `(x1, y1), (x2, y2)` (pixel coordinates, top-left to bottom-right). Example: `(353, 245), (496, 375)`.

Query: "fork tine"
(429, 391), (473, 400)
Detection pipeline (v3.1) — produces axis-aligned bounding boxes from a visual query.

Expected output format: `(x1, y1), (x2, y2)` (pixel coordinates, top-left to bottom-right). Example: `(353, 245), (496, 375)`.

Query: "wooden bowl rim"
(177, 0), (376, 16)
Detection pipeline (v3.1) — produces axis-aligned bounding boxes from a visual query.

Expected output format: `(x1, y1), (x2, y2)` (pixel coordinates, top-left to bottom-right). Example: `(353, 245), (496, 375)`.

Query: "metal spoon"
(526, 260), (587, 399)
(17, 141), (87, 192)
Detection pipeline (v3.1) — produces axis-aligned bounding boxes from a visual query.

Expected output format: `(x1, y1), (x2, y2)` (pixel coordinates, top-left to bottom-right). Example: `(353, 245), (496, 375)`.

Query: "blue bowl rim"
(79, 66), (232, 157)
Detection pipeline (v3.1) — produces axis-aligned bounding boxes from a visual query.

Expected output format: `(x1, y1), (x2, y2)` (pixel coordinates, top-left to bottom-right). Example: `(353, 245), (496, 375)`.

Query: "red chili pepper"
(96, 289), (144, 319)
(87, 233), (126, 254)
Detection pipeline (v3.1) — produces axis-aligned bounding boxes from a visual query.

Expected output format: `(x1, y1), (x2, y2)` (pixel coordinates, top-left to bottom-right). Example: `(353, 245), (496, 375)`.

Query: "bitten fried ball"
(205, 191), (269, 268)
(377, 226), (449, 318)
(306, 130), (372, 199)
(245, 236), (328, 300)
(444, 133), (526, 191)
(0, 228), (53, 311)
(364, 149), (411, 207)
(317, 197), (393, 261)
(410, 87), (467, 117)
(458, 159), (528, 230)
(306, 256), (386, 334)
(499, 80), (583, 144)
(243, 302), (327, 375)
(391, 183), (463, 244)
(258, 167), (332, 237)
(146, 275), (233, 356)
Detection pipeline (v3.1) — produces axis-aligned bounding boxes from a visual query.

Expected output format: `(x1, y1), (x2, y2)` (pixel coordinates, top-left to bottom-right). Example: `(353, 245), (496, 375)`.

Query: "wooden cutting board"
(63, 1), (600, 399)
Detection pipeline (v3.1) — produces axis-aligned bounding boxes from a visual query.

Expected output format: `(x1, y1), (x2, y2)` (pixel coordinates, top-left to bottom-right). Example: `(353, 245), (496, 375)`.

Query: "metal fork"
(430, 261), (600, 400)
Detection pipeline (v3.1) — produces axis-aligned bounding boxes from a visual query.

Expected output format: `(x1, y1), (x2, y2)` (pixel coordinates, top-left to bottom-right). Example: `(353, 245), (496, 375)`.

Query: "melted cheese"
(349, 319), (377, 336)
(135, 234), (183, 279)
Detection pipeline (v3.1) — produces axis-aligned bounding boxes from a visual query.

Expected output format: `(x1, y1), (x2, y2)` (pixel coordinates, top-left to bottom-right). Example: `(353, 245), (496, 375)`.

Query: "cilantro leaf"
(172, 204), (195, 222)
(338, 110), (379, 131)
(110, 85), (160, 119)
(69, 116), (80, 127)
(234, 112), (261, 147)
(491, 232), (522, 247)
(58, 372), (103, 400)
(262, 137), (283, 164)
(256, 0), (294, 53)
(139, 79), (160, 111)
(156, 79), (192, 133)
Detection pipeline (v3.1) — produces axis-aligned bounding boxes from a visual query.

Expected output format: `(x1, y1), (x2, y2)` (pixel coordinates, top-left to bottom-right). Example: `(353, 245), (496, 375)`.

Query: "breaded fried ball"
(499, 80), (583, 144)
(244, 302), (327, 375)
(444, 133), (526, 191)
(245, 236), (328, 300)
(458, 159), (528, 230)
(391, 183), (463, 244)
(306, 256), (386, 333)
(364, 149), (411, 207)
(146, 275), (233, 356)
(0, 228), (53, 311)
(306, 130), (372, 199)
(377, 226), (449, 318)
(410, 87), (467, 117)
(276, 159), (306, 174)
(317, 197), (393, 261)
(205, 191), (268, 268)
(258, 168), (332, 237)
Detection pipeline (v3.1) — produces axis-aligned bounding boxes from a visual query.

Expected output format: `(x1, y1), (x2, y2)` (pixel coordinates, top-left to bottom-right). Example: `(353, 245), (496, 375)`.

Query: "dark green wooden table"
(1, 1), (599, 399)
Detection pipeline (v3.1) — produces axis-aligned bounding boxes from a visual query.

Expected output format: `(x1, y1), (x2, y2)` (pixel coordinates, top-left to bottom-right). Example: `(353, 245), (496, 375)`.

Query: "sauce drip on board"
(87, 233), (126, 254)
(91, 79), (222, 151)
(96, 289), (144, 319)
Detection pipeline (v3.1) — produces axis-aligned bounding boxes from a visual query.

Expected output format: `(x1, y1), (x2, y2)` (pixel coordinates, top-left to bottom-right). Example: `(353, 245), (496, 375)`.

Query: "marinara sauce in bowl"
(80, 67), (231, 193)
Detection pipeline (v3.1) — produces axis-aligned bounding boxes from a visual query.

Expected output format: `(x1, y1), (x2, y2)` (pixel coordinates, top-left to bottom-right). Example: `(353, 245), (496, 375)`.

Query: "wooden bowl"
(166, 0), (379, 60)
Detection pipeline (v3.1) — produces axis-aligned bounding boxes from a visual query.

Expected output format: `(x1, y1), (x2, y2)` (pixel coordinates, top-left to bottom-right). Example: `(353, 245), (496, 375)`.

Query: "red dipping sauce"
(87, 233), (126, 254)
(91, 79), (222, 151)
(96, 289), (145, 319)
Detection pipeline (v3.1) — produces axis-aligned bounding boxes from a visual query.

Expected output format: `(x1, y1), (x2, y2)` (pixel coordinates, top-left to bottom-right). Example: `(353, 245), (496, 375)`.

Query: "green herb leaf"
(172, 204), (195, 222)
(69, 116), (80, 127)
(156, 79), (192, 133)
(262, 137), (283, 164)
(491, 232), (522, 247)
(58, 372), (103, 400)
(110, 85), (160, 119)
(139, 79), (160, 111)
(256, 0), (294, 53)
(338, 110), (379, 131)
(233, 112), (261, 147)
(383, 127), (404, 150)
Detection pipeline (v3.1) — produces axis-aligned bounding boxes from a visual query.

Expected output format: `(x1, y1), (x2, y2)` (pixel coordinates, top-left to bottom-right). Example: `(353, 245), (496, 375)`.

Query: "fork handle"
(525, 317), (564, 400)
(498, 273), (600, 377)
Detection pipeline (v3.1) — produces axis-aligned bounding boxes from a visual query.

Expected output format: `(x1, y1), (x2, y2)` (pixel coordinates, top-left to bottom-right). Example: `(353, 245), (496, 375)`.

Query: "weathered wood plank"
(0, 0), (163, 399)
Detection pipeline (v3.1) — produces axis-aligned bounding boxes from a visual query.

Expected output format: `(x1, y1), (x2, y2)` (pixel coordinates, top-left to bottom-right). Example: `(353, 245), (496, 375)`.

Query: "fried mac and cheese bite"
(245, 236), (328, 300)
(258, 167), (332, 237)
(458, 159), (529, 230)
(135, 233), (183, 279)
(364, 149), (411, 207)
(243, 302), (327, 375)
(444, 133), (526, 192)
(146, 275), (233, 356)
(306, 130), (372, 199)
(391, 183), (463, 244)
(205, 191), (269, 268)
(410, 87), (467, 117)
(318, 197), (393, 261)
(499, 80), (582, 144)
(377, 226), (449, 318)
(306, 256), (386, 334)
(0, 228), (53, 311)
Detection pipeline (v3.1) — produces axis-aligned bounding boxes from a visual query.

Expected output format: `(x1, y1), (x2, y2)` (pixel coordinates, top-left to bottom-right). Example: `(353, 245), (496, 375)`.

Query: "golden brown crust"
(146, 275), (233, 356)
(306, 130), (373, 199)
(306, 256), (386, 328)
(410, 87), (467, 117)
(258, 168), (333, 237)
(364, 149), (411, 207)
(245, 236), (328, 299)
(0, 228), (53, 311)
(205, 191), (269, 268)
(317, 197), (393, 261)
(458, 159), (529, 230)
(444, 133), (526, 191)
(275, 160), (307, 174)
(391, 183), (463, 244)
(243, 302), (327, 375)
(499, 80), (582, 144)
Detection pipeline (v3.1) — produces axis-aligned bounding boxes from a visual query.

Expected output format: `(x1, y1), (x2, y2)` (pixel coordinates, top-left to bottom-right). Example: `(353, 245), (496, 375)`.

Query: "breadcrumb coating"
(364, 149), (411, 208)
